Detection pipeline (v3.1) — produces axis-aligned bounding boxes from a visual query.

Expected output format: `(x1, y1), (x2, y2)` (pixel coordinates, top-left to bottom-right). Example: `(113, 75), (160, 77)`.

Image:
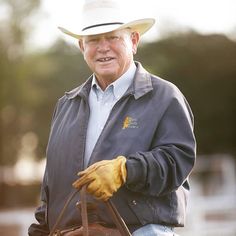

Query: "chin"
(97, 70), (116, 78)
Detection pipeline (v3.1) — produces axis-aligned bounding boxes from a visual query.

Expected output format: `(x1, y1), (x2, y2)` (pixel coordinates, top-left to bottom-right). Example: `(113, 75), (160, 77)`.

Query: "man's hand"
(73, 156), (127, 201)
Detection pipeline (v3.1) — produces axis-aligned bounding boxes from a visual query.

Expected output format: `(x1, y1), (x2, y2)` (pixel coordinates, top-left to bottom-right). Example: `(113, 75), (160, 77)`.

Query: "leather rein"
(49, 185), (131, 236)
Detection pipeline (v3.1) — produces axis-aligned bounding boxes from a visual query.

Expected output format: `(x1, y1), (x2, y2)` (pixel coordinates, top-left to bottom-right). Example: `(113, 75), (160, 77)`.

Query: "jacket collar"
(130, 61), (153, 99)
(65, 61), (153, 100)
(65, 75), (93, 100)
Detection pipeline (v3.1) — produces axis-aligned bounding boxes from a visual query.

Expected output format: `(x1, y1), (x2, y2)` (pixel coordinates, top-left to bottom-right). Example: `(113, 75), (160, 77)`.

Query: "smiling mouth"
(97, 57), (114, 62)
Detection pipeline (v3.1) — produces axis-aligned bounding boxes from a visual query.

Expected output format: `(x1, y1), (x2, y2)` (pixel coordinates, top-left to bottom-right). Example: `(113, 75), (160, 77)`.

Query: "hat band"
(82, 22), (124, 31)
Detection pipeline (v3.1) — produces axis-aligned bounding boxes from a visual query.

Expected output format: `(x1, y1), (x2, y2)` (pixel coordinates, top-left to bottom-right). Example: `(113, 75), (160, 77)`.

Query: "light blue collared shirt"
(84, 63), (136, 167)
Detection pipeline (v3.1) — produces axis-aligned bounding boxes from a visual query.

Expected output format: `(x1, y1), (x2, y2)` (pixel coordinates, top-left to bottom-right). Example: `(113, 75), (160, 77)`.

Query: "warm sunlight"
(32, 0), (236, 48)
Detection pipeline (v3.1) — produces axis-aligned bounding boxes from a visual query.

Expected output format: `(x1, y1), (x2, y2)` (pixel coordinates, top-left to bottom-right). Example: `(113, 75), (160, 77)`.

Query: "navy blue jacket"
(29, 62), (196, 235)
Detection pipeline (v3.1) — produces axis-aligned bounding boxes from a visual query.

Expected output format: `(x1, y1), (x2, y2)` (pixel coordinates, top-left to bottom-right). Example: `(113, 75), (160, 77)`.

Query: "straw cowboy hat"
(58, 0), (155, 39)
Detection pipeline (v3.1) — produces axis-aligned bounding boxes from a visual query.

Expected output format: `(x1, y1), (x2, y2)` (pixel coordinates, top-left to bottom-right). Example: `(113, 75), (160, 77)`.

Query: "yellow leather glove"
(73, 156), (127, 201)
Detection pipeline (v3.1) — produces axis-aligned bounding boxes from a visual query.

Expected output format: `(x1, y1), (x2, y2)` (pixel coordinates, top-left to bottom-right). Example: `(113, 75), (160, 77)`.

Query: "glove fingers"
(86, 180), (101, 194)
(73, 156), (127, 201)
(78, 159), (116, 176)
(72, 175), (93, 189)
(78, 167), (95, 176)
(95, 191), (112, 201)
(87, 181), (112, 201)
(78, 161), (109, 176)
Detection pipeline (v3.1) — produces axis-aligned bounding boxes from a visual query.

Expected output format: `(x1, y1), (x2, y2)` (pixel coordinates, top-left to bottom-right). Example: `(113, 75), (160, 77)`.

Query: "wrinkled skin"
(79, 29), (139, 90)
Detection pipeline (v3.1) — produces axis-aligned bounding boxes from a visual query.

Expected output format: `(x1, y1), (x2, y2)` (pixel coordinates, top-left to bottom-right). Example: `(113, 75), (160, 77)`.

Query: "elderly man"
(29, 0), (196, 235)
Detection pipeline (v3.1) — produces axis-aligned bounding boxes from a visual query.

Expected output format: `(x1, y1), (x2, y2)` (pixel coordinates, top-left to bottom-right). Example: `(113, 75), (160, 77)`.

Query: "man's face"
(79, 29), (139, 86)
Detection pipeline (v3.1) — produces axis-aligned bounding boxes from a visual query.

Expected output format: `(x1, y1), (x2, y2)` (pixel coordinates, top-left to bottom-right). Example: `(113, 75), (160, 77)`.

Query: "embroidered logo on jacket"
(122, 116), (139, 129)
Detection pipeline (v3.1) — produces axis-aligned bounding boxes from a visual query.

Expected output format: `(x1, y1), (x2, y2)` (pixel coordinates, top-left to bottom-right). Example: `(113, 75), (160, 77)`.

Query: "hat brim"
(58, 18), (155, 39)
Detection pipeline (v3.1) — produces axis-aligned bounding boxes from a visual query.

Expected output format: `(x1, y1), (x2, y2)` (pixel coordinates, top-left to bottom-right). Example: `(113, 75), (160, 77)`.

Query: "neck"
(95, 62), (134, 91)
(95, 76), (116, 90)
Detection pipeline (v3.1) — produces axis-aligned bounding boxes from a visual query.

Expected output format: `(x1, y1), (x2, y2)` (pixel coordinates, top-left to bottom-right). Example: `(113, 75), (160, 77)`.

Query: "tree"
(0, 0), (41, 165)
(136, 32), (236, 155)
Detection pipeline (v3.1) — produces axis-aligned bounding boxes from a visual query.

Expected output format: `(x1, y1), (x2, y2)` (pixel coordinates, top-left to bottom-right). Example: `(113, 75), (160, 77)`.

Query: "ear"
(131, 31), (140, 55)
(78, 39), (85, 53)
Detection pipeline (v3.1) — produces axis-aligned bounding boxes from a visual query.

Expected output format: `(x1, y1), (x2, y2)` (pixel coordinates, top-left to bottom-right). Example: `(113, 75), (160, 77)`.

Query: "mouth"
(97, 57), (115, 62)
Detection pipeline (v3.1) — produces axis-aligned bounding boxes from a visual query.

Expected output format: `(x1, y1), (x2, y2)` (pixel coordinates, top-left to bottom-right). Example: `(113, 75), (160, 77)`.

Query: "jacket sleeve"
(28, 171), (50, 236)
(125, 94), (196, 196)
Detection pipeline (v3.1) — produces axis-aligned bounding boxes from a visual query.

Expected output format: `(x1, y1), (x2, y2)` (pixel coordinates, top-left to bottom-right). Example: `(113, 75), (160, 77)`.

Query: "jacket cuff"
(125, 158), (144, 186)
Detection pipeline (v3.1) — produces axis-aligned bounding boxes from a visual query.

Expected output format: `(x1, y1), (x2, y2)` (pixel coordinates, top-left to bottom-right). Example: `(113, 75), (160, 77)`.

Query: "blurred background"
(0, 0), (236, 235)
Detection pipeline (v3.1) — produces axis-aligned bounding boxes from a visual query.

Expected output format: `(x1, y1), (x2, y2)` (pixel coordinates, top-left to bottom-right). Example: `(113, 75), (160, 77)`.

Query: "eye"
(111, 36), (119, 40)
(85, 37), (99, 44)
(108, 36), (120, 42)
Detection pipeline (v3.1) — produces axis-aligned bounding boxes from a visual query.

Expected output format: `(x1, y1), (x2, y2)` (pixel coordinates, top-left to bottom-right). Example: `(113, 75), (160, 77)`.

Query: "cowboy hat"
(58, 0), (155, 39)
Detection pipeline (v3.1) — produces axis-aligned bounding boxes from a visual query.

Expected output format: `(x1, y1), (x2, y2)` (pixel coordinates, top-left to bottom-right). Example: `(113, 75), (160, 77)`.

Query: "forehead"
(83, 28), (130, 39)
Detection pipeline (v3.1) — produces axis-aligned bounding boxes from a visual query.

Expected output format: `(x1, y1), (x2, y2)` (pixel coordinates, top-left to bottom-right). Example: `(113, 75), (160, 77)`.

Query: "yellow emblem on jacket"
(122, 116), (139, 129)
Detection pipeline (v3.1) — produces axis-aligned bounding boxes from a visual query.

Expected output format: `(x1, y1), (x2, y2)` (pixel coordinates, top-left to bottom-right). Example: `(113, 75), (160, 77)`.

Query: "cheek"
(115, 44), (131, 57)
(83, 49), (94, 63)
(119, 46), (133, 61)
(121, 41), (133, 57)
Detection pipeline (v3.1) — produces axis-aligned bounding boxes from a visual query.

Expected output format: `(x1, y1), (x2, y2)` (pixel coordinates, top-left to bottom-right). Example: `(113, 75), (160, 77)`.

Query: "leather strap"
(80, 186), (89, 236)
(105, 200), (131, 236)
(49, 187), (131, 236)
(49, 189), (79, 236)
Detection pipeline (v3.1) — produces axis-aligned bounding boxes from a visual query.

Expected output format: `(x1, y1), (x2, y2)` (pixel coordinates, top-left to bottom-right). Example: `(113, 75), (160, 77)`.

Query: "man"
(29, 0), (196, 235)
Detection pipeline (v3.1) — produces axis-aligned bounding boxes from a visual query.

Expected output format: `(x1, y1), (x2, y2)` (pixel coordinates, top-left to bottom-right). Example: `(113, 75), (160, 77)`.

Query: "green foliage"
(0, 3), (236, 165)
(136, 33), (236, 155)
(0, 0), (41, 165)
(20, 40), (90, 159)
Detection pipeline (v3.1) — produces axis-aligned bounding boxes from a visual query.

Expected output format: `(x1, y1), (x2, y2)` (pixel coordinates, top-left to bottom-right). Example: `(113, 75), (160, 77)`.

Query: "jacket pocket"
(128, 197), (154, 225)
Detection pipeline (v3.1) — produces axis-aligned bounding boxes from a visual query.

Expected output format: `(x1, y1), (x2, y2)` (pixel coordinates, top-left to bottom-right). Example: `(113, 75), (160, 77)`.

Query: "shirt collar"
(91, 62), (136, 100)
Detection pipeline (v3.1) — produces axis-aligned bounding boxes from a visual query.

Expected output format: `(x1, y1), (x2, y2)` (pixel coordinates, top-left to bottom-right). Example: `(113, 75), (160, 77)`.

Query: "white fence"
(0, 154), (236, 236)
(0, 208), (35, 236)
(176, 154), (236, 236)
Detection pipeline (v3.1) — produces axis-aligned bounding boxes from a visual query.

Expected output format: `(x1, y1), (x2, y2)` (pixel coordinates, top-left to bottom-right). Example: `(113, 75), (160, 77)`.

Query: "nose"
(97, 38), (110, 52)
